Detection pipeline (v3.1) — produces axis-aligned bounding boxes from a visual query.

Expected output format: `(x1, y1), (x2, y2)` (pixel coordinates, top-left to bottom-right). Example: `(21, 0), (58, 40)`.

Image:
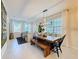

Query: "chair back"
(51, 35), (66, 57)
(53, 35), (66, 47)
(58, 35), (66, 47)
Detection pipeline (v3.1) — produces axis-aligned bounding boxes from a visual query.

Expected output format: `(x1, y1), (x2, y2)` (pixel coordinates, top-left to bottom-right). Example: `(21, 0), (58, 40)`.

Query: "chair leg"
(59, 47), (62, 53)
(56, 47), (59, 57)
(53, 47), (56, 53)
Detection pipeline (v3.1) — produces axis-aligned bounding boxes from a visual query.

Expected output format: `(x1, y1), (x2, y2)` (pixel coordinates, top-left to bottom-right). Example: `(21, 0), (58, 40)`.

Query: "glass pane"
(24, 23), (31, 32)
(46, 17), (64, 34)
(53, 27), (64, 34)
(13, 22), (22, 32)
(53, 18), (63, 26)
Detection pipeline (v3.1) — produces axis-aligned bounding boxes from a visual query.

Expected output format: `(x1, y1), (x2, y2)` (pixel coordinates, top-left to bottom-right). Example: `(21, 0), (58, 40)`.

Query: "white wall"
(68, 0), (78, 50)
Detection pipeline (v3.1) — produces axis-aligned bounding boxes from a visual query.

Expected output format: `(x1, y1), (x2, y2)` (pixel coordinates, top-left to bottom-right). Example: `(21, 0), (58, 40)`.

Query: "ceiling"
(2, 0), (66, 22)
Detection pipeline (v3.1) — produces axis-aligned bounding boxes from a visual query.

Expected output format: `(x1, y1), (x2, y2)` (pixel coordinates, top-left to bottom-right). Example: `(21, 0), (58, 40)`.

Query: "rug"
(17, 37), (27, 44)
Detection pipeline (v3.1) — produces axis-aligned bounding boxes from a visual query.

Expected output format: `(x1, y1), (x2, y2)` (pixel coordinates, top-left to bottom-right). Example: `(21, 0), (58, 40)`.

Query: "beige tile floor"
(2, 39), (77, 59)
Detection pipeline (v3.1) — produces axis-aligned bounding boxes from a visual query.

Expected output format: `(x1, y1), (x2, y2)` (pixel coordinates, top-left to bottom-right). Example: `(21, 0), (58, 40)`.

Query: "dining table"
(31, 34), (61, 57)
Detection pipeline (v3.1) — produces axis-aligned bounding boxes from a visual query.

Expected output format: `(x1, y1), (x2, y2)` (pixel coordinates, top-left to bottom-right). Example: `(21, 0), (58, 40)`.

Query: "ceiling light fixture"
(43, 9), (48, 12)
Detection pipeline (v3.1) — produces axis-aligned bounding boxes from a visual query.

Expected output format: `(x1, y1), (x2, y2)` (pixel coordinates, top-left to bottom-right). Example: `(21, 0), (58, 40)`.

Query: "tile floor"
(2, 39), (78, 59)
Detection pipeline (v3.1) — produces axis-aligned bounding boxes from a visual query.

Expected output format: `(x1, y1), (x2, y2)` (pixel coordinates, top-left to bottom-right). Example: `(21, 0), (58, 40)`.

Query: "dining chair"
(51, 35), (66, 57)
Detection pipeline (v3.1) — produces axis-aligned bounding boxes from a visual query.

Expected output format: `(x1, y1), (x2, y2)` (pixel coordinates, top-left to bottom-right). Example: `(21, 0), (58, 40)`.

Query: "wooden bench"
(31, 39), (51, 57)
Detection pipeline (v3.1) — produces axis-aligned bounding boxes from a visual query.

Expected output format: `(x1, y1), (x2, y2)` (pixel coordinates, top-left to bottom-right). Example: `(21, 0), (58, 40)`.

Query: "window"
(12, 21), (31, 33)
(23, 23), (31, 32)
(46, 17), (64, 34)
(13, 21), (22, 32)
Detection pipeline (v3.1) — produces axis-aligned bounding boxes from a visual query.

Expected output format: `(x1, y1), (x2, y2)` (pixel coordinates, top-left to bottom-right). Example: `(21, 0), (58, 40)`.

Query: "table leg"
(31, 40), (35, 45)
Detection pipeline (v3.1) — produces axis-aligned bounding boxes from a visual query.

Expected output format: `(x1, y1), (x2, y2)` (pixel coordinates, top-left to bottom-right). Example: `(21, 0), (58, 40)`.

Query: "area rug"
(17, 37), (27, 45)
